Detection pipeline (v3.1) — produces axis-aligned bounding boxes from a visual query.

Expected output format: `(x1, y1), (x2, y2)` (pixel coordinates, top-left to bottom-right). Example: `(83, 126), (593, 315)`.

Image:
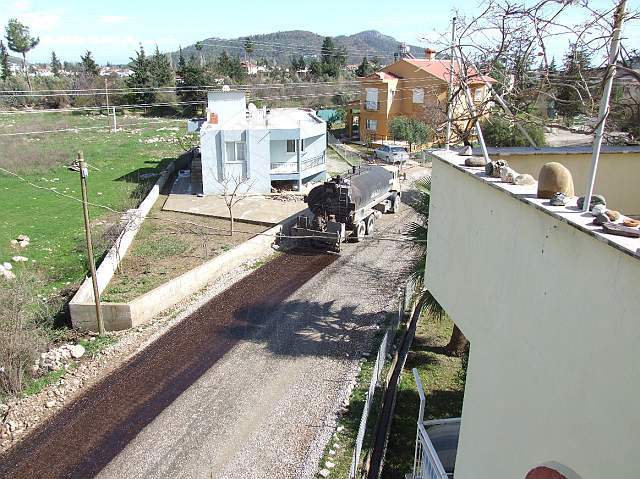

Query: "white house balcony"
(269, 152), (326, 179)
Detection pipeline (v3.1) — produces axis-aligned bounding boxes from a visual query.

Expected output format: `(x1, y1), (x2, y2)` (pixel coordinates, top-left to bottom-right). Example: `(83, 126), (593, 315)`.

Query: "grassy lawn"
(102, 195), (266, 303)
(0, 112), (186, 294)
(381, 315), (465, 479)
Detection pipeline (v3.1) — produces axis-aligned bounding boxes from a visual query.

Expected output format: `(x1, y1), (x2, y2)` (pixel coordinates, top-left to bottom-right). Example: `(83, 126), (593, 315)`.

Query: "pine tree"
(126, 45), (154, 104)
(0, 41), (10, 81)
(244, 37), (254, 63)
(50, 50), (61, 77)
(356, 56), (373, 77)
(177, 46), (186, 73)
(320, 37), (335, 64)
(177, 55), (207, 116)
(80, 50), (99, 76)
(150, 45), (173, 86)
(5, 18), (39, 89)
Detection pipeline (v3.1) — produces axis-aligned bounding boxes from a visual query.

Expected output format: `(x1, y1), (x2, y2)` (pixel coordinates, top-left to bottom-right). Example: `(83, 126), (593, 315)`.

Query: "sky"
(0, 0), (637, 65)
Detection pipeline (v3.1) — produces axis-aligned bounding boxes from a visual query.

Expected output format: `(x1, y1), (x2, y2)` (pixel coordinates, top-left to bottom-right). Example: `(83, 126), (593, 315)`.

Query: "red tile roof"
(401, 59), (495, 84)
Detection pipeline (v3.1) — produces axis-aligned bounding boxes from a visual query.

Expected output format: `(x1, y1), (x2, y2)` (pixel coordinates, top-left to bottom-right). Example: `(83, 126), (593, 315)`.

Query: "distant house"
(350, 48), (494, 143)
(197, 91), (327, 195)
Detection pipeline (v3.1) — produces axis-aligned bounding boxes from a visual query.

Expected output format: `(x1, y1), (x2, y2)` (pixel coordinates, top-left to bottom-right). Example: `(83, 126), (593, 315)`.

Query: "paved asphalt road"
(2, 170), (424, 479)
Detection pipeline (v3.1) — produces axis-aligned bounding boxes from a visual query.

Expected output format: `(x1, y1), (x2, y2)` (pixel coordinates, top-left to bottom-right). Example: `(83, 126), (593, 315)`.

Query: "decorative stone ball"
(577, 194), (606, 210)
(500, 167), (517, 183)
(484, 162), (494, 176)
(514, 174), (536, 186)
(549, 192), (568, 206)
(591, 204), (607, 216)
(493, 160), (509, 178)
(537, 162), (575, 199)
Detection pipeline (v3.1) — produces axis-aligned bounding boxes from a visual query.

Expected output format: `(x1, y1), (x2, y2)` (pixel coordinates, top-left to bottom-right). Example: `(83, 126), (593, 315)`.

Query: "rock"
(464, 156), (486, 167)
(336, 426), (344, 433)
(537, 162), (574, 199)
(319, 469), (331, 478)
(11, 256), (28, 262)
(591, 204), (607, 216)
(623, 219), (640, 228)
(45, 400), (56, 409)
(601, 222), (640, 238)
(2, 262), (12, 270)
(70, 344), (85, 359)
(485, 160), (508, 178)
(577, 194), (606, 210)
(1, 270), (15, 280)
(549, 192), (568, 206)
(329, 449), (336, 456)
(605, 210), (621, 221)
(592, 213), (609, 226)
(16, 235), (30, 242)
(325, 461), (336, 469)
(501, 167), (518, 184)
(514, 174), (536, 186)
(459, 146), (473, 156)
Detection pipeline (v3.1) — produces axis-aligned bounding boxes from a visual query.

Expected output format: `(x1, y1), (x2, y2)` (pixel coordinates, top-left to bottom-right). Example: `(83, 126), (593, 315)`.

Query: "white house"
(198, 91), (327, 194)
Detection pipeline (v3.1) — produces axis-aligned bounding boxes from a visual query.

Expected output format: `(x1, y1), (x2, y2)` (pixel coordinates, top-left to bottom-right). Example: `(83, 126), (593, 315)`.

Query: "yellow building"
(351, 49), (494, 144)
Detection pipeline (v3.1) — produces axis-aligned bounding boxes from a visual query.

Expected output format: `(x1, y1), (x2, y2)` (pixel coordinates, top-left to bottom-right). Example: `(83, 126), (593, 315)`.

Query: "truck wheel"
(366, 215), (375, 235)
(354, 221), (366, 242)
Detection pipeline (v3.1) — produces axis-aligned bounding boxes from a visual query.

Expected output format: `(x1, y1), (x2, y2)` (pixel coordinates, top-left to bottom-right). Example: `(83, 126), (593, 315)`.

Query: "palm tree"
(407, 177), (468, 357)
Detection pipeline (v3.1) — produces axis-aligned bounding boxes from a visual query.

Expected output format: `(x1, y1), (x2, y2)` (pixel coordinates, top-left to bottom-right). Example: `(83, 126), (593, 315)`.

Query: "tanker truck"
(291, 165), (401, 251)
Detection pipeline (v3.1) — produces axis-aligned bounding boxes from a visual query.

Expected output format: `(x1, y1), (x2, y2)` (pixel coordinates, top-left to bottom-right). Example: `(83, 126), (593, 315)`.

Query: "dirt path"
(0, 184), (421, 479)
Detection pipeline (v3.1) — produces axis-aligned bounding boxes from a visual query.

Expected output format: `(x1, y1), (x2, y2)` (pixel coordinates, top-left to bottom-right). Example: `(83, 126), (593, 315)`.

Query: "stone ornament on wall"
(525, 462), (582, 479)
(537, 162), (575, 199)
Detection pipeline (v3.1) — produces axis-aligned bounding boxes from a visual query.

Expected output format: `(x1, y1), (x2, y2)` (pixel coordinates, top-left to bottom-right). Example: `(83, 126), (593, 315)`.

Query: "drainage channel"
(0, 250), (336, 479)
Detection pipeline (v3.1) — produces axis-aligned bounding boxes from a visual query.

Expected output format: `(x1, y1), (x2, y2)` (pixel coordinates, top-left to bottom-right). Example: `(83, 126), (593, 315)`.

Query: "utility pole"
(583, 0), (627, 212)
(445, 16), (456, 150)
(77, 151), (106, 335)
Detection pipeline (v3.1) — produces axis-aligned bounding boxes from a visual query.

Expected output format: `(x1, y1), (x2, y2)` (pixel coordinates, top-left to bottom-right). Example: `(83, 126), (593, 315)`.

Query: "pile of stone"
(0, 262), (15, 280)
(10, 235), (30, 249)
(34, 344), (86, 373)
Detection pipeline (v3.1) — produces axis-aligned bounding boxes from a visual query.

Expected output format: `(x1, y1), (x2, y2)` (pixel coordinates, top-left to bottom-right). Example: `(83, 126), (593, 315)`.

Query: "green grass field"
(0, 112), (186, 294)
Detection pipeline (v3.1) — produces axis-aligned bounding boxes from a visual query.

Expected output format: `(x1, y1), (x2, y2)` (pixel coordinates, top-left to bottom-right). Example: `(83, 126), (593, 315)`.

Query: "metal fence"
(348, 279), (415, 478)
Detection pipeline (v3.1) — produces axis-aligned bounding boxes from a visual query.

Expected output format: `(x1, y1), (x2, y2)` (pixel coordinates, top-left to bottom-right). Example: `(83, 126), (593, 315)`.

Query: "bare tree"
(216, 173), (256, 236)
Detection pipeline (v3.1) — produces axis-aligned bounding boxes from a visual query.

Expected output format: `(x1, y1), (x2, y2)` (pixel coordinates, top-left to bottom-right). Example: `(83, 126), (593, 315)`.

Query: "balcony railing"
(270, 152), (325, 174)
(412, 369), (460, 479)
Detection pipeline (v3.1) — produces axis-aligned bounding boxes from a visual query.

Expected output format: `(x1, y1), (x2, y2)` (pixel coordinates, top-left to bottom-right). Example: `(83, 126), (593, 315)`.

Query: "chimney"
(425, 48), (436, 61)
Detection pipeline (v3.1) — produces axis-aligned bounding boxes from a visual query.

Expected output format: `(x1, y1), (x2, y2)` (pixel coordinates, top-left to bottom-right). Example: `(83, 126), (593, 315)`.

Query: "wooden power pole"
(77, 151), (106, 335)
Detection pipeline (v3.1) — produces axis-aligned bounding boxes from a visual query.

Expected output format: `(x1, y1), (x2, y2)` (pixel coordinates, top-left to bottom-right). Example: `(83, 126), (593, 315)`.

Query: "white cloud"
(14, 1), (31, 11)
(99, 15), (129, 25)
(18, 11), (61, 32)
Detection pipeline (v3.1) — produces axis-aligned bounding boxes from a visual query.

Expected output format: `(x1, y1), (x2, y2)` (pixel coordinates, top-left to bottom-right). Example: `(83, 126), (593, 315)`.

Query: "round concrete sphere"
(537, 162), (575, 199)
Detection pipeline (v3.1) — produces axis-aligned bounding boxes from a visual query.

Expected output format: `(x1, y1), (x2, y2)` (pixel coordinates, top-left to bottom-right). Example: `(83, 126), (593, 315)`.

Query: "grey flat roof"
(471, 145), (640, 156)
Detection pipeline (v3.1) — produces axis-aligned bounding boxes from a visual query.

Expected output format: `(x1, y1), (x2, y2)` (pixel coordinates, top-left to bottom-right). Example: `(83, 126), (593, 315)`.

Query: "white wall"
(426, 156), (640, 479)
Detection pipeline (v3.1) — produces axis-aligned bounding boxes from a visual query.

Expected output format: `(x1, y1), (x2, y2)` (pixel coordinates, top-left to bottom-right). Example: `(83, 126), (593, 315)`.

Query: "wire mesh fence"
(348, 278), (416, 478)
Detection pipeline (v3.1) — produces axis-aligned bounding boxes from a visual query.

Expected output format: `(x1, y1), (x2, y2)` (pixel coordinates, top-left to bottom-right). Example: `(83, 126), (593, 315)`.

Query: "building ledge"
(428, 149), (640, 261)
(472, 145), (640, 157)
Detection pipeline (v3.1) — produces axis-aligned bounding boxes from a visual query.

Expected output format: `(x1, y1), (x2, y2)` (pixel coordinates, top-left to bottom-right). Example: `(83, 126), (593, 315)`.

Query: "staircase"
(191, 149), (203, 195)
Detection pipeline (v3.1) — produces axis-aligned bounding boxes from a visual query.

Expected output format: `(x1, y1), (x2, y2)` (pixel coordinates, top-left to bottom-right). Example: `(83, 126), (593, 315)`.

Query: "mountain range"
(172, 30), (424, 66)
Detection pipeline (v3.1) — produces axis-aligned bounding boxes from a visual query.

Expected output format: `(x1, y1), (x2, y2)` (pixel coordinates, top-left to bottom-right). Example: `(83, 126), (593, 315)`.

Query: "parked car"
(373, 145), (409, 164)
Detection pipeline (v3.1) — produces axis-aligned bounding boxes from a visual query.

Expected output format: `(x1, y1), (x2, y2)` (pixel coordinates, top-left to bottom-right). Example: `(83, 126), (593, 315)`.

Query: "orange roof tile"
(400, 59), (495, 84)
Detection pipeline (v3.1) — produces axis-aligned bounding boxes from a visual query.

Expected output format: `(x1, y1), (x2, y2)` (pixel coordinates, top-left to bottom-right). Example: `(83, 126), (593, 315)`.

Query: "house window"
(366, 119), (378, 132)
(474, 87), (484, 102)
(365, 88), (379, 110)
(286, 139), (296, 153)
(225, 141), (246, 163)
(300, 139), (305, 152)
(413, 88), (424, 104)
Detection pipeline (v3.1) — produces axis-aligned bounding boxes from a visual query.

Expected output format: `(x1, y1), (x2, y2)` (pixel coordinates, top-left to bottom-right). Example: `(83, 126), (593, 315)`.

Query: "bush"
(481, 116), (547, 147)
(0, 272), (50, 395)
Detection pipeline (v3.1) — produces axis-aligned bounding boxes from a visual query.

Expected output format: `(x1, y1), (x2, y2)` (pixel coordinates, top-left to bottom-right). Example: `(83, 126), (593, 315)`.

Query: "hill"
(172, 30), (424, 66)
